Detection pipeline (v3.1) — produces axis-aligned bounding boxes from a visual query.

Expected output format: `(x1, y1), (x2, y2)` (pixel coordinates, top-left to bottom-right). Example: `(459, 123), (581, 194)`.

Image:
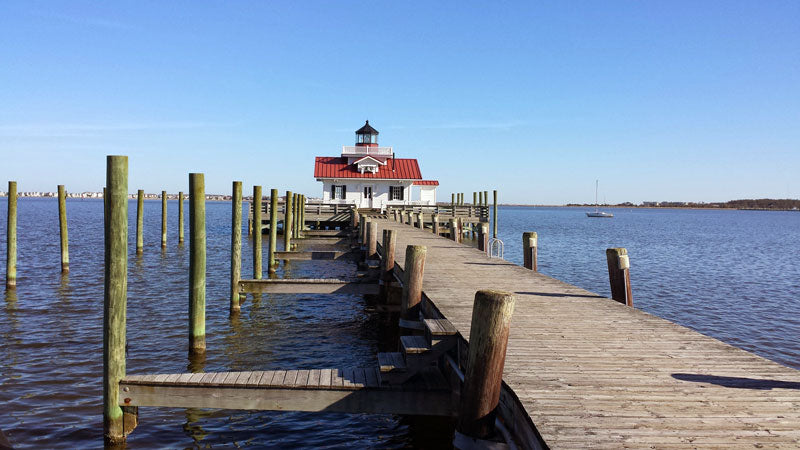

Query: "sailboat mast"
(595, 179), (599, 210)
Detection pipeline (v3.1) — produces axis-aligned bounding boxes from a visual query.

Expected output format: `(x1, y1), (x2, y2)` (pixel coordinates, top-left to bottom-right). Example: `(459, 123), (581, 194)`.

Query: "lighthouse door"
(363, 186), (373, 209)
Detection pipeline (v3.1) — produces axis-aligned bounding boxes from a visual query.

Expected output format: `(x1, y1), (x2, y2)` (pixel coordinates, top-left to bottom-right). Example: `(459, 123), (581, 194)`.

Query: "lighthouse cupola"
(355, 120), (379, 147)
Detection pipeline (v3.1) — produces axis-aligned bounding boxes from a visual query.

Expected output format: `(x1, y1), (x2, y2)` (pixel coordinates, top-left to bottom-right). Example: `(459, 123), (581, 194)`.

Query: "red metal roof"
(314, 157), (422, 180)
(413, 180), (439, 186)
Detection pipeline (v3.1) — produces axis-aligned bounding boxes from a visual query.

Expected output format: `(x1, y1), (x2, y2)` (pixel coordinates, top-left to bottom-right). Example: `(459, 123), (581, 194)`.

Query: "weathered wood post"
(366, 221), (378, 261)
(252, 186), (262, 278)
(58, 184), (69, 273)
(6, 181), (17, 288)
(247, 199), (253, 236)
(523, 231), (538, 271)
(361, 217), (370, 246)
(400, 245), (426, 323)
(300, 194), (305, 234)
(292, 193), (299, 238)
(178, 191), (185, 244)
(478, 223), (489, 252)
(136, 189), (144, 254)
(381, 229), (396, 283)
(352, 207), (360, 229)
(483, 190), (488, 207)
(230, 181), (242, 314)
(161, 191), (167, 248)
(455, 290), (515, 444)
(492, 190), (498, 238)
(473, 192), (477, 205)
(417, 212), (424, 229)
(449, 218), (458, 241)
(284, 190), (293, 252)
(606, 248), (633, 307)
(451, 193), (455, 214)
(432, 213), (440, 235)
(189, 173), (206, 355)
(103, 155), (134, 444)
(268, 189), (278, 273)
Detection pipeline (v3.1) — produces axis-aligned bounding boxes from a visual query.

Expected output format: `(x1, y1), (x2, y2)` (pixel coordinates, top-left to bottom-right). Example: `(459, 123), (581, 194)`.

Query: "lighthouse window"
(331, 185), (346, 200)
(389, 186), (404, 201)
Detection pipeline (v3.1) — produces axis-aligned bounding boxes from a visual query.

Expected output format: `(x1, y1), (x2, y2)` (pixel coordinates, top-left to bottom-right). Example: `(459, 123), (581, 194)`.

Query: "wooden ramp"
(375, 218), (800, 449)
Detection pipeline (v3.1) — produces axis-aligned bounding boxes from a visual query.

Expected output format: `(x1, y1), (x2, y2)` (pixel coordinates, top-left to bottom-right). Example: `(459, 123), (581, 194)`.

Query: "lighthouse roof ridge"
(356, 120), (379, 135)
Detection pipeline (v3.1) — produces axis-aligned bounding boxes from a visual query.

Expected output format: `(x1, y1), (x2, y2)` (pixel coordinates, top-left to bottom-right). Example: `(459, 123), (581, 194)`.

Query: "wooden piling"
(449, 218), (458, 241)
(293, 193), (299, 238)
(456, 290), (515, 441)
(361, 217), (370, 246)
(483, 190), (488, 207)
(189, 173), (206, 355)
(252, 186), (262, 279)
(6, 181), (17, 288)
(284, 190), (293, 253)
(478, 223), (489, 252)
(400, 245), (426, 321)
(382, 229), (397, 283)
(606, 248), (633, 307)
(417, 212), (423, 229)
(58, 185), (69, 273)
(103, 156), (129, 444)
(230, 181), (242, 314)
(178, 191), (184, 244)
(268, 189), (278, 273)
(492, 190), (498, 238)
(300, 194), (305, 234)
(432, 213), (440, 235)
(136, 189), (144, 254)
(161, 190), (167, 248)
(473, 192), (477, 205)
(247, 199), (253, 236)
(352, 208), (360, 228)
(366, 221), (378, 260)
(523, 232), (538, 272)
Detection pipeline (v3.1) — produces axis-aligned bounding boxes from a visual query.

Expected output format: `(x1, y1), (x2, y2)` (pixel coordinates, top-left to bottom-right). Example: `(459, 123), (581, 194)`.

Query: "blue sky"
(1, 1), (798, 204)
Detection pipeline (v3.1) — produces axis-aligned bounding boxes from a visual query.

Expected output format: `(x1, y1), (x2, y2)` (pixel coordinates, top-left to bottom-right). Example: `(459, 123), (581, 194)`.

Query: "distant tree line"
(566, 199), (800, 210)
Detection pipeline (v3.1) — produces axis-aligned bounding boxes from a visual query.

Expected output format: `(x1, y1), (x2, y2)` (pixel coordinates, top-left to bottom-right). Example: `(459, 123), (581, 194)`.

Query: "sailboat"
(586, 180), (614, 218)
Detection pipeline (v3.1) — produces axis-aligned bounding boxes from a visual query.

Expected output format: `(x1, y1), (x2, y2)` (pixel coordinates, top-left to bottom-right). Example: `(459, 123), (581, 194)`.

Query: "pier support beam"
(401, 245), (426, 322)
(230, 181), (242, 314)
(178, 191), (185, 244)
(606, 248), (633, 307)
(284, 191), (293, 254)
(252, 186), (262, 278)
(58, 185), (69, 274)
(456, 290), (515, 444)
(268, 189), (278, 273)
(136, 189), (144, 254)
(161, 191), (167, 248)
(189, 173), (206, 355)
(6, 181), (17, 288)
(523, 232), (537, 272)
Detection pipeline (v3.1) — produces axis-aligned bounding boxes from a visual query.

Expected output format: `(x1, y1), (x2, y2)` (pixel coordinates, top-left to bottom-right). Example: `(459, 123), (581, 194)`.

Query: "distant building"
(314, 121), (438, 209)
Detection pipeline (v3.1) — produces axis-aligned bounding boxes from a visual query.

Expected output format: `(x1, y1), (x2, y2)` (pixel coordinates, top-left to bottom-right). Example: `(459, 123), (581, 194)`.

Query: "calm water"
(2, 201), (800, 448)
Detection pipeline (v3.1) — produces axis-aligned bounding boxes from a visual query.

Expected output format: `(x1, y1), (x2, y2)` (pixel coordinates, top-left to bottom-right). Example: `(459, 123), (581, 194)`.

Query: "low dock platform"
(375, 217), (800, 448)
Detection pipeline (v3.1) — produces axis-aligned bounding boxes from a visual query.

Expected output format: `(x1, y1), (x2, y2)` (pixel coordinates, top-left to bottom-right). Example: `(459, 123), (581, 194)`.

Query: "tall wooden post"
(189, 173), (206, 355)
(299, 194), (305, 234)
(292, 194), (299, 238)
(400, 245), (426, 321)
(268, 189), (278, 273)
(136, 189), (144, 254)
(473, 192), (477, 205)
(606, 248), (633, 307)
(58, 184), (69, 273)
(252, 186), (262, 279)
(483, 190), (488, 207)
(478, 191), (483, 207)
(103, 155), (130, 444)
(432, 213), (440, 235)
(6, 181), (17, 288)
(523, 231), (538, 271)
(161, 190), (167, 248)
(366, 221), (378, 261)
(456, 290), (515, 443)
(284, 191), (293, 252)
(382, 229), (396, 283)
(361, 217), (370, 246)
(492, 190), (498, 238)
(247, 200), (253, 236)
(352, 208), (360, 229)
(417, 212), (424, 229)
(451, 193), (455, 213)
(478, 223), (489, 252)
(230, 181), (242, 314)
(449, 218), (458, 241)
(178, 191), (185, 244)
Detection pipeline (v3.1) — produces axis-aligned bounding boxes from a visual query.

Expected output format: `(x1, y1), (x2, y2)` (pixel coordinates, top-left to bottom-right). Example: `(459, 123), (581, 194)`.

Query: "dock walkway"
(374, 218), (800, 448)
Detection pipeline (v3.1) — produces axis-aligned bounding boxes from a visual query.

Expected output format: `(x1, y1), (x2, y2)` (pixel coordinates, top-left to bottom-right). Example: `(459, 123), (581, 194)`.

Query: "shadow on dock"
(672, 373), (800, 390)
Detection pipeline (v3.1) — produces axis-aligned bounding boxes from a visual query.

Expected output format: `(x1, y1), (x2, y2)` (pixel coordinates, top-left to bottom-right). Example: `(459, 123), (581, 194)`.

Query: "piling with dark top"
(230, 181), (242, 314)
(136, 189), (144, 253)
(492, 190), (498, 238)
(189, 173), (206, 355)
(161, 191), (167, 248)
(401, 245), (426, 321)
(456, 289), (516, 442)
(523, 231), (538, 271)
(366, 221), (378, 261)
(178, 191), (185, 244)
(606, 248), (633, 307)
(58, 185), (69, 273)
(103, 156), (130, 444)
(6, 181), (17, 288)
(252, 186), (262, 278)
(284, 190), (293, 252)
(268, 189), (278, 273)
(478, 223), (489, 252)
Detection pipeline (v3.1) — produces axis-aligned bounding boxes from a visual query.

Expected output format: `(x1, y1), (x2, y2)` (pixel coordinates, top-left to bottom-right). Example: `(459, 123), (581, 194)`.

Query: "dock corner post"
(366, 221), (378, 261)
(400, 245), (426, 321)
(57, 184), (69, 274)
(103, 155), (133, 445)
(178, 191), (185, 244)
(189, 173), (207, 355)
(252, 185), (262, 279)
(432, 213), (440, 235)
(6, 181), (17, 288)
(136, 189), (144, 254)
(161, 190), (167, 248)
(478, 223), (489, 252)
(455, 289), (516, 444)
(230, 181), (242, 314)
(492, 190), (498, 238)
(284, 190), (293, 254)
(268, 188), (279, 273)
(606, 248), (633, 307)
(522, 231), (538, 271)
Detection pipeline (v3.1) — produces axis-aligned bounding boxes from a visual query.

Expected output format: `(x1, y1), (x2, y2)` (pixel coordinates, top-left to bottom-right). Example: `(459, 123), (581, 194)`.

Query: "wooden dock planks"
(373, 218), (800, 449)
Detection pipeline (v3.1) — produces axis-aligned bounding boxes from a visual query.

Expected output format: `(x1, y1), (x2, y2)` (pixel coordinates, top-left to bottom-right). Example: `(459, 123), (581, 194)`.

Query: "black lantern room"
(355, 120), (379, 147)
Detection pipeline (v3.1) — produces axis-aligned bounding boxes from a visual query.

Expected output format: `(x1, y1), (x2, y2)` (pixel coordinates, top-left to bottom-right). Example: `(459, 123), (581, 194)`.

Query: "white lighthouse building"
(314, 121), (438, 210)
